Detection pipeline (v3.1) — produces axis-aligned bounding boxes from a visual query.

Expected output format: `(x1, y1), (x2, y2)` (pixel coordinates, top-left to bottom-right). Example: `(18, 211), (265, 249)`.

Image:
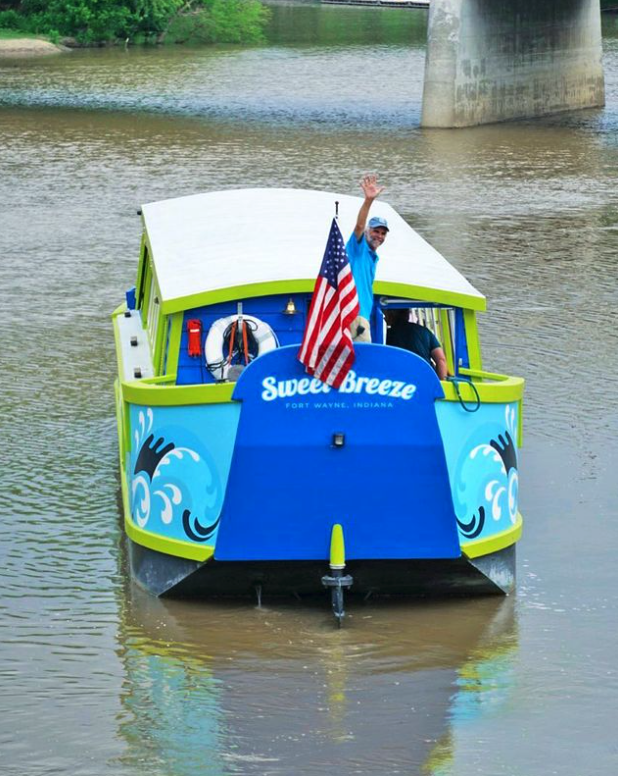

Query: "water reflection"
(0, 3), (429, 129)
(116, 581), (518, 775)
(264, 1), (428, 46)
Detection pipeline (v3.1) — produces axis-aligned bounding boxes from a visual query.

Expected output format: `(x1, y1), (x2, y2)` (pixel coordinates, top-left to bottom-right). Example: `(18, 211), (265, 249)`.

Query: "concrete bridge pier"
(421, 0), (605, 128)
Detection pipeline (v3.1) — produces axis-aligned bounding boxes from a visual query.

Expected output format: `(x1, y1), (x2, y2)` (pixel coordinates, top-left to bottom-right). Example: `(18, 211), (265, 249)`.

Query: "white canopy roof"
(141, 188), (485, 313)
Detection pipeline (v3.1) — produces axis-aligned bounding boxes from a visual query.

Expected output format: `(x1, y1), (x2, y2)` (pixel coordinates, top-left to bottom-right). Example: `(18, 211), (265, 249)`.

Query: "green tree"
(9, 0), (269, 44)
(165, 0), (270, 44)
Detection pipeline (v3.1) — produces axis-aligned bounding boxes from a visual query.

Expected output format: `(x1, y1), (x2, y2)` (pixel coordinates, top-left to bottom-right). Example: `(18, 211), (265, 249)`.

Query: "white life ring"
(205, 314), (279, 381)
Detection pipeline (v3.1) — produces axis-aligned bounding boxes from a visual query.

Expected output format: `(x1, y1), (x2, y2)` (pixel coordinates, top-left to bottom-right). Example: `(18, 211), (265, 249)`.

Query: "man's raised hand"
(360, 174), (385, 201)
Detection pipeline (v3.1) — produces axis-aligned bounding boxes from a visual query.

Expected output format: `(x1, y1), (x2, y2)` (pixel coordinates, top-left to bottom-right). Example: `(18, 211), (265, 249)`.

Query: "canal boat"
(112, 188), (524, 619)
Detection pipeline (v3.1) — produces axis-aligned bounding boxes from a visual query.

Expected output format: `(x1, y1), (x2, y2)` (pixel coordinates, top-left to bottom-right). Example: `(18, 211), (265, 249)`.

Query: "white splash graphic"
(505, 405), (519, 523)
(505, 405), (516, 438)
(134, 407), (154, 451)
(456, 407), (520, 537)
(154, 447), (201, 477)
(508, 470), (519, 523)
(130, 411), (221, 538)
(153, 483), (183, 524)
(470, 443), (506, 473)
(132, 474), (151, 528)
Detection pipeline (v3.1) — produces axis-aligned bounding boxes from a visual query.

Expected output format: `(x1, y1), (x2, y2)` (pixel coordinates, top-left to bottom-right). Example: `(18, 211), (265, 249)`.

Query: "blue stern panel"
(214, 345), (461, 562)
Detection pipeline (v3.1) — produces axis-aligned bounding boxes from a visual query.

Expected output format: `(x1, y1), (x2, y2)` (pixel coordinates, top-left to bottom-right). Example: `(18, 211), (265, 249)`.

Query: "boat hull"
(128, 535), (515, 599)
(117, 342), (523, 602)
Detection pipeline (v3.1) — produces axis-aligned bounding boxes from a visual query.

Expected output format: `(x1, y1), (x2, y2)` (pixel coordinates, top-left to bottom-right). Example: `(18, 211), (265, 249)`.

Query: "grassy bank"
(0, 1), (270, 47)
(0, 27), (41, 39)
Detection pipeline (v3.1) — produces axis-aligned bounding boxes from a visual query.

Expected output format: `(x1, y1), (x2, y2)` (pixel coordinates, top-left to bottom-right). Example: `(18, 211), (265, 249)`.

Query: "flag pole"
(334, 200), (339, 220)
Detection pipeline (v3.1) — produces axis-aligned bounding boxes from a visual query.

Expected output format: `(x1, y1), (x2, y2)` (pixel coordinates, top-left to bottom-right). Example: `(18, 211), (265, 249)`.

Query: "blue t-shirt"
(346, 232), (379, 320)
(386, 322), (442, 364)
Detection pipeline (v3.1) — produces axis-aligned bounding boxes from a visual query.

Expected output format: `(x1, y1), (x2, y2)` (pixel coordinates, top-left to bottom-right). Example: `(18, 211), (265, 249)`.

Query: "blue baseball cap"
(368, 216), (389, 231)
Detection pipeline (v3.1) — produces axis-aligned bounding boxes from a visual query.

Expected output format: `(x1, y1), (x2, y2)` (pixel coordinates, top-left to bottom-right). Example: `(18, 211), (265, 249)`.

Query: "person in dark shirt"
(385, 308), (448, 380)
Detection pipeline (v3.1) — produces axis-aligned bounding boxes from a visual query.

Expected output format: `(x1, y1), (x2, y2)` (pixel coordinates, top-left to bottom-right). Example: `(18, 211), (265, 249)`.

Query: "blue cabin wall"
(175, 294), (388, 385)
(172, 294), (465, 385)
(177, 295), (308, 385)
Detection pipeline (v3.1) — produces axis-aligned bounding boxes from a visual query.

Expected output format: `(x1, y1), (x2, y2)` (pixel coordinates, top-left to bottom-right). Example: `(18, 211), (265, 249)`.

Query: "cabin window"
(160, 316), (172, 375)
(136, 243), (150, 311)
(381, 301), (456, 375)
(414, 307), (446, 344)
(146, 274), (161, 354)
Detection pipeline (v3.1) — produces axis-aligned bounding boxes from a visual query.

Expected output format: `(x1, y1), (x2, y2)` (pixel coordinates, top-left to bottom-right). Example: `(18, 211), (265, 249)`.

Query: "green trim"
(517, 398), (524, 447)
(136, 234), (148, 311)
(112, 312), (137, 452)
(119, 468), (214, 562)
(375, 282), (486, 312)
(460, 367), (515, 381)
(143, 230), (164, 308)
(463, 309), (482, 370)
(112, 312), (127, 383)
(440, 375), (524, 404)
(114, 378), (127, 469)
(165, 312), (183, 380)
(161, 280), (314, 315)
(138, 232), (165, 320)
(122, 380), (235, 407)
(438, 308), (455, 375)
(140, 374), (178, 385)
(125, 517), (215, 562)
(142, 227), (152, 264)
(111, 301), (128, 317)
(461, 513), (523, 558)
(141, 259), (153, 327)
(114, 367), (132, 459)
(121, 369), (522, 406)
(153, 311), (167, 376)
(159, 279), (487, 316)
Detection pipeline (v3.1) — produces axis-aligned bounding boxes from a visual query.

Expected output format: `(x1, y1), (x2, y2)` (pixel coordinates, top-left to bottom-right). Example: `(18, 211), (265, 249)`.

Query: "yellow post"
(330, 524), (345, 570)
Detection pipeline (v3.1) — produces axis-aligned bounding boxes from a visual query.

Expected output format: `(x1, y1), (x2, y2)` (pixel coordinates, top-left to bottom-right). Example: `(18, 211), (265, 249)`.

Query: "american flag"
(298, 218), (360, 388)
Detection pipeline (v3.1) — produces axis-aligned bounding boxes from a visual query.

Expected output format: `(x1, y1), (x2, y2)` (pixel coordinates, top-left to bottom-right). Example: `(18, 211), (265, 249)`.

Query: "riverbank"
(0, 37), (66, 56)
(0, 0), (269, 49)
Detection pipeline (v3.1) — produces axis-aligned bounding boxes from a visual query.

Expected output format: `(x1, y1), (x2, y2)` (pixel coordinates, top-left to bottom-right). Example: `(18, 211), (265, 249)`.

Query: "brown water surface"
(1, 6), (618, 775)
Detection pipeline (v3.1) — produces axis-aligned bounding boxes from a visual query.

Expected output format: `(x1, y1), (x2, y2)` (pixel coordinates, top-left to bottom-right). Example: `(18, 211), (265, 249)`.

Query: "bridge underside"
(421, 0), (605, 127)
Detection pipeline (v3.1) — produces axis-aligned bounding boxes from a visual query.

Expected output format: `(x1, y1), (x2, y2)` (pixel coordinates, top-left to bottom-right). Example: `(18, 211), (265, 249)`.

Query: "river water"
(1, 3), (617, 774)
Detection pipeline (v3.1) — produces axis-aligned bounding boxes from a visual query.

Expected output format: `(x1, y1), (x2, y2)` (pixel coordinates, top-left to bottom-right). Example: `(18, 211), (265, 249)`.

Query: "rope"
(241, 320), (249, 365)
(447, 376), (481, 413)
(207, 318), (260, 377)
